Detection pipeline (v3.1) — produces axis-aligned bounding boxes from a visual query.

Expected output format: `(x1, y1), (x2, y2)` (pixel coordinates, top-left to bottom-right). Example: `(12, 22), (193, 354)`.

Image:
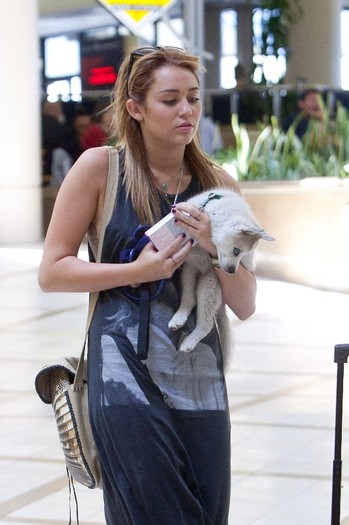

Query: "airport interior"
(1, 1), (349, 524)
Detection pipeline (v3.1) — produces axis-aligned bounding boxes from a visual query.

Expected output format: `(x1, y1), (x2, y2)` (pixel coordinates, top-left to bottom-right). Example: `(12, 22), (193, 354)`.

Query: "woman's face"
(136, 65), (202, 148)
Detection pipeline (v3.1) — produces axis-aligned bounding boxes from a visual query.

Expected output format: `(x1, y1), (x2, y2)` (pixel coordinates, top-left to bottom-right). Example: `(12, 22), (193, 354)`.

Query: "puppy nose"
(226, 265), (236, 274)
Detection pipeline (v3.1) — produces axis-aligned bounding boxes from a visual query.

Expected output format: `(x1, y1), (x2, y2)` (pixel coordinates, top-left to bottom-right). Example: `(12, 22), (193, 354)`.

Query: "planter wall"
(240, 179), (349, 293)
(43, 178), (349, 293)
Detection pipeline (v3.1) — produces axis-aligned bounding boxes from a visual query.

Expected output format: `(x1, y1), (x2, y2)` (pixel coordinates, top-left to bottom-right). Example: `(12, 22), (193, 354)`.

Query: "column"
(204, 6), (220, 90)
(183, 0), (206, 91)
(286, 0), (341, 87)
(0, 0), (42, 243)
(236, 6), (253, 77)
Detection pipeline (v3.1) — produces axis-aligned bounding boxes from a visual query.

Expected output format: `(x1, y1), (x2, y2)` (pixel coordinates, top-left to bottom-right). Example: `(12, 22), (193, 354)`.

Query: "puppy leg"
(215, 305), (234, 371)
(179, 271), (222, 353)
(168, 263), (197, 331)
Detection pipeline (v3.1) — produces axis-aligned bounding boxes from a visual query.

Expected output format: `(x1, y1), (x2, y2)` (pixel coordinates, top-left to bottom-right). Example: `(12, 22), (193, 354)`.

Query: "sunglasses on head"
(125, 46), (186, 97)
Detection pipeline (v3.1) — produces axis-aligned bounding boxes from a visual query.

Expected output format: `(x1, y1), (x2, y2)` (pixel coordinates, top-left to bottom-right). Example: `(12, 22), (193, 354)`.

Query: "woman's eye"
(233, 247), (241, 256)
(189, 97), (200, 103)
(163, 99), (177, 105)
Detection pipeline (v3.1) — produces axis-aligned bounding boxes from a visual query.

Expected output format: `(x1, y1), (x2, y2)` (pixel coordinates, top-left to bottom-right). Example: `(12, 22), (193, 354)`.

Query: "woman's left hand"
(171, 203), (217, 255)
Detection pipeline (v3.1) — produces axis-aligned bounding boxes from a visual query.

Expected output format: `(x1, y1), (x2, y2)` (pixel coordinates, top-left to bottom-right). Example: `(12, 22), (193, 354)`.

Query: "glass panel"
(252, 8), (263, 55)
(341, 55), (349, 90)
(46, 80), (71, 102)
(252, 7), (287, 84)
(341, 9), (349, 53)
(70, 76), (82, 102)
(220, 9), (237, 88)
(44, 36), (80, 79)
(157, 18), (183, 47)
(341, 9), (349, 88)
(221, 9), (237, 56)
(220, 56), (238, 89)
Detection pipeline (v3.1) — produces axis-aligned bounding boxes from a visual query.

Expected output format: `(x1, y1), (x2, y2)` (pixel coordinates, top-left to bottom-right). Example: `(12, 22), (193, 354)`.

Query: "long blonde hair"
(111, 47), (224, 224)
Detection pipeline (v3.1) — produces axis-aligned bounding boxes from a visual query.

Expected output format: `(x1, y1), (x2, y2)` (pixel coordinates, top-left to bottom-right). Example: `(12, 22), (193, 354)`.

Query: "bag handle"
(73, 146), (119, 390)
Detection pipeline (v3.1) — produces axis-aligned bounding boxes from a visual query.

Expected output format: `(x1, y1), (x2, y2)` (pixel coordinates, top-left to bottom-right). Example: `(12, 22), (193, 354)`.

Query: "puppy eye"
(233, 247), (241, 256)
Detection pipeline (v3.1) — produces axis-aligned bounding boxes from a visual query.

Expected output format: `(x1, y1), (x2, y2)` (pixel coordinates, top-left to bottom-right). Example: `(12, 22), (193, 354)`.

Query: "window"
(44, 36), (80, 79)
(220, 9), (238, 89)
(43, 29), (123, 101)
(252, 8), (287, 84)
(156, 17), (184, 48)
(43, 35), (81, 101)
(341, 9), (349, 89)
(46, 77), (82, 103)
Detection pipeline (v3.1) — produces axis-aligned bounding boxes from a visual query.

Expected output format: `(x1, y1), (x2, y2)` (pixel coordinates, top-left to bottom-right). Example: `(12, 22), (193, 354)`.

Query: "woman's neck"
(147, 149), (187, 193)
(150, 162), (184, 194)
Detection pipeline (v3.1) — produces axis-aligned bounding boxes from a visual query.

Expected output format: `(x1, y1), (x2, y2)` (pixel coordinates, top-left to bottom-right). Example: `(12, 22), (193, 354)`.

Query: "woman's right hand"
(132, 234), (193, 284)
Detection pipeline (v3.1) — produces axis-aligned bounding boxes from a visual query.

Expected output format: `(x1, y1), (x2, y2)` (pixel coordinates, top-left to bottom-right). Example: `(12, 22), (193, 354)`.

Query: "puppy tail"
(215, 306), (234, 373)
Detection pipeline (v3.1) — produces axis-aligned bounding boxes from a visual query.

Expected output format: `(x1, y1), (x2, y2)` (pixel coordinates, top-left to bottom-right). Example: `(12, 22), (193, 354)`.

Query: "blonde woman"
(39, 47), (256, 525)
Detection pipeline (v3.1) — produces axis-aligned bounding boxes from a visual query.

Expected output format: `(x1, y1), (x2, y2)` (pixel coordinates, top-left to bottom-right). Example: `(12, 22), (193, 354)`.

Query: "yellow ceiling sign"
(97, 0), (177, 33)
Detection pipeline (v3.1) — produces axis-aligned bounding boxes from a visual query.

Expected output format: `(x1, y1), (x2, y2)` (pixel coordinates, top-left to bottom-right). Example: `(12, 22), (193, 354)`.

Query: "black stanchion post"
(331, 344), (349, 525)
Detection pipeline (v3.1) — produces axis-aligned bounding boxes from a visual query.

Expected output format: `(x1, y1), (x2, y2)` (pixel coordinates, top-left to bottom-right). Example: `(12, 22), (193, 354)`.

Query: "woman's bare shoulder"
(215, 167), (241, 194)
(61, 146), (110, 195)
(74, 146), (109, 175)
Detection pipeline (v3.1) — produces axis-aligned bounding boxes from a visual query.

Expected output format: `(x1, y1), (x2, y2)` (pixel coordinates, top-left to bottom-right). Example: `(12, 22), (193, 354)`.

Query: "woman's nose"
(179, 100), (192, 116)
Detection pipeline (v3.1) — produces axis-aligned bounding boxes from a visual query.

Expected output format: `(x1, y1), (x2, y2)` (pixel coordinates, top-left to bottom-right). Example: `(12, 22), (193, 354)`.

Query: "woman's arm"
(212, 263), (256, 320)
(38, 147), (192, 293)
(171, 171), (257, 320)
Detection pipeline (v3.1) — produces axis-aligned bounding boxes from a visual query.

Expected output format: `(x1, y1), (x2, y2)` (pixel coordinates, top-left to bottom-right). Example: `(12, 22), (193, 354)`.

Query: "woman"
(80, 97), (114, 150)
(39, 47), (256, 525)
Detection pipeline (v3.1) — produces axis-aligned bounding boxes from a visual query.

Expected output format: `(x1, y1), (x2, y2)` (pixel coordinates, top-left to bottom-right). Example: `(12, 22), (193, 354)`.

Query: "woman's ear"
(126, 99), (143, 122)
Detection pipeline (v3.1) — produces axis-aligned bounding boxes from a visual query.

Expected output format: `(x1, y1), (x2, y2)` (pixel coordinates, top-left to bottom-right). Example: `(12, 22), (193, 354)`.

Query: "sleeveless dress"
(88, 164), (231, 525)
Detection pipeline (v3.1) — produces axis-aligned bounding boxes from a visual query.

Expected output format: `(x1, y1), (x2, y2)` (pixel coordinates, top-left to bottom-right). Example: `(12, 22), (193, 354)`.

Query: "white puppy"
(168, 188), (274, 364)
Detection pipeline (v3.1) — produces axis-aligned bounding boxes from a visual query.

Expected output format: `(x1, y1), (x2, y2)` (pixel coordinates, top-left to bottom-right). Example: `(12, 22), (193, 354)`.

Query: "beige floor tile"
(1, 244), (349, 524)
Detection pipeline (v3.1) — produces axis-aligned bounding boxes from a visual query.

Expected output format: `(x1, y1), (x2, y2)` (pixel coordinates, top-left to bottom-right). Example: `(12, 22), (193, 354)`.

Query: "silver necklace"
(159, 163), (184, 206)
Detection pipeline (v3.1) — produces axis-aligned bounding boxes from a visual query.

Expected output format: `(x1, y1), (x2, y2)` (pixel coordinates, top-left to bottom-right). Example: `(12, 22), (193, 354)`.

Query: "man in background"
(282, 88), (323, 138)
(41, 100), (80, 185)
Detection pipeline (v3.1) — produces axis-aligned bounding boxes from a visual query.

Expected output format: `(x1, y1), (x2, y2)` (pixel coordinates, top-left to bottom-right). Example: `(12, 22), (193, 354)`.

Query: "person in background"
(282, 88), (323, 138)
(80, 97), (114, 150)
(72, 109), (91, 149)
(38, 47), (257, 525)
(199, 114), (223, 155)
(235, 63), (248, 89)
(41, 100), (80, 185)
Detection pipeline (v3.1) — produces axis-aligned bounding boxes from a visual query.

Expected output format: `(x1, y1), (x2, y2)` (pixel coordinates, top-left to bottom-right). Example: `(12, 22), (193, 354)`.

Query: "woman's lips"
(177, 123), (193, 131)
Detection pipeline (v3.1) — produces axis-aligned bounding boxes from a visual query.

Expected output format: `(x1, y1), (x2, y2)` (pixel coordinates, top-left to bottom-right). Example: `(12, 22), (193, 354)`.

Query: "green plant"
(259, 0), (302, 52)
(214, 101), (349, 181)
(250, 0), (303, 84)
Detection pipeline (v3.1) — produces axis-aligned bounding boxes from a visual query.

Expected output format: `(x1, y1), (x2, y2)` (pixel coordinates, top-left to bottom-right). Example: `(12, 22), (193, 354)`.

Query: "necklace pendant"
(157, 162), (183, 205)
(161, 183), (168, 197)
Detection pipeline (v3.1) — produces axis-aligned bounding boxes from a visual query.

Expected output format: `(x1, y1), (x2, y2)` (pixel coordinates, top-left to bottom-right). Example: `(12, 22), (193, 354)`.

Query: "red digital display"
(88, 66), (118, 86)
(80, 37), (123, 91)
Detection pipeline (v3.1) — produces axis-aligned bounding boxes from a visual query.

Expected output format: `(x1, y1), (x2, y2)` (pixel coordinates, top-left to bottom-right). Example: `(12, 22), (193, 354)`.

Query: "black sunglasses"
(125, 46), (186, 97)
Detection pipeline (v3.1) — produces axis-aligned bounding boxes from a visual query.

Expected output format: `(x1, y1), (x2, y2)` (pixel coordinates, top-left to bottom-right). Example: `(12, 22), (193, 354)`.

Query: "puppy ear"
(241, 224), (275, 242)
(259, 230), (275, 242)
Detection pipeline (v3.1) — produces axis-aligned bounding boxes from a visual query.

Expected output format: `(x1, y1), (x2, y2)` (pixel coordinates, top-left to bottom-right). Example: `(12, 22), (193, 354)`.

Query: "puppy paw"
(179, 335), (198, 353)
(168, 312), (188, 331)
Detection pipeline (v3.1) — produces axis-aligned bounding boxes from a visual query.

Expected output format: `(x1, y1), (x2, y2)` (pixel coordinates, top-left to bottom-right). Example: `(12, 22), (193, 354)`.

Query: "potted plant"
(213, 102), (349, 292)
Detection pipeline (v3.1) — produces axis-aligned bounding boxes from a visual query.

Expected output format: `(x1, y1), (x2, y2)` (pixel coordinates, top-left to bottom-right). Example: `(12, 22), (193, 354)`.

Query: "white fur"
(168, 188), (274, 366)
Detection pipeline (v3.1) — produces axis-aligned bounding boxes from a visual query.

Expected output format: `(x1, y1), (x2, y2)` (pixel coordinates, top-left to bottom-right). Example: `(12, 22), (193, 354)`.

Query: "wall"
(286, 0), (341, 87)
(241, 179), (349, 293)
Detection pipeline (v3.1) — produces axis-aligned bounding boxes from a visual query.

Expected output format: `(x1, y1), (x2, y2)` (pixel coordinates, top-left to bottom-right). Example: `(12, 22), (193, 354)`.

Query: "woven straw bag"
(35, 147), (119, 489)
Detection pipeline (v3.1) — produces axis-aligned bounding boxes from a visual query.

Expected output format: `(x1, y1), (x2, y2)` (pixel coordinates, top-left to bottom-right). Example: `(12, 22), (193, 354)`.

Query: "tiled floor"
(1, 242), (349, 525)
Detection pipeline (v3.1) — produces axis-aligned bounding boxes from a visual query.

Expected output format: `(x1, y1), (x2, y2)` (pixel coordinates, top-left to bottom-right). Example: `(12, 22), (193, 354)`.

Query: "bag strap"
(73, 146), (119, 390)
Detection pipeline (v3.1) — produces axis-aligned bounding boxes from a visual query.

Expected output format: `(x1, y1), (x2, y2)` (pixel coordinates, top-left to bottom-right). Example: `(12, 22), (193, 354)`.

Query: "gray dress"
(88, 165), (231, 525)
